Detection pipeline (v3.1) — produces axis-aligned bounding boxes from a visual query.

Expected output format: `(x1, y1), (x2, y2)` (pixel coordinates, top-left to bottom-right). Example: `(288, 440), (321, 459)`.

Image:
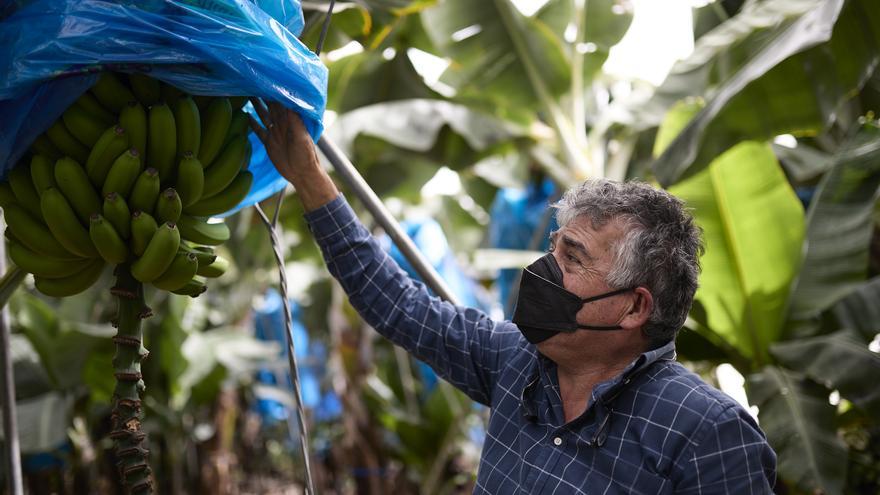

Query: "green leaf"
(771, 141), (834, 183)
(653, 0), (880, 186)
(327, 51), (441, 113)
(771, 329), (880, 417)
(669, 140), (805, 364)
(786, 127), (880, 323)
(831, 275), (880, 341)
(747, 366), (848, 495)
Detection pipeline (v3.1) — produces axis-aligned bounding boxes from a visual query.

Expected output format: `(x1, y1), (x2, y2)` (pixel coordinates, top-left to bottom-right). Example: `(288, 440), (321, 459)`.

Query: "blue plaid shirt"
(305, 195), (777, 494)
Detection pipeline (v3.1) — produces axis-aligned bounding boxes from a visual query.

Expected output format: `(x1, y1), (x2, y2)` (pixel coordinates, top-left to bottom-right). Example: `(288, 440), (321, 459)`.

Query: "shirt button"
(553, 437), (563, 446)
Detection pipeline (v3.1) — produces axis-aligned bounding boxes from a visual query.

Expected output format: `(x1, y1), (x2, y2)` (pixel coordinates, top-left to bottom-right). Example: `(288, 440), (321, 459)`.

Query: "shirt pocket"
(577, 440), (673, 495)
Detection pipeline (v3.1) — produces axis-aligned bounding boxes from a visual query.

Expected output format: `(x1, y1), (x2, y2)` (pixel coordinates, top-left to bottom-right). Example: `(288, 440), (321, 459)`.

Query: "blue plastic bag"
(0, 0), (327, 213)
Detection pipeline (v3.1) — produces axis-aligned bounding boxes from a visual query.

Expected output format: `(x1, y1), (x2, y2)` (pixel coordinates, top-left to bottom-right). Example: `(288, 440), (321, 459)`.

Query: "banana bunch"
(2, 72), (251, 298)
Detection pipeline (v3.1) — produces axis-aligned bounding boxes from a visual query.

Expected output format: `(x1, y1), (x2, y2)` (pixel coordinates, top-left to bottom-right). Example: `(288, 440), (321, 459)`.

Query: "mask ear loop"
(580, 286), (634, 304)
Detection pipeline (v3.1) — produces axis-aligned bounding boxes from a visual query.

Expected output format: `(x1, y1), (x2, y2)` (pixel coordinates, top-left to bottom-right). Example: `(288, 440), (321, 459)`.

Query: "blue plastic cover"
(0, 0), (327, 213)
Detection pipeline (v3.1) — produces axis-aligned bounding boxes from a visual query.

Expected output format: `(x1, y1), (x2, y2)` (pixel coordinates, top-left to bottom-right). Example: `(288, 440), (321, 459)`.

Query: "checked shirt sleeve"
(304, 195), (521, 406)
(671, 404), (777, 494)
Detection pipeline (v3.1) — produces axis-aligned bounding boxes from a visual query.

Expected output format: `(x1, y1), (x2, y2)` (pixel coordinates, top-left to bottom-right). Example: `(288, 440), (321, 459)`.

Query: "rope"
(252, 3), (337, 493)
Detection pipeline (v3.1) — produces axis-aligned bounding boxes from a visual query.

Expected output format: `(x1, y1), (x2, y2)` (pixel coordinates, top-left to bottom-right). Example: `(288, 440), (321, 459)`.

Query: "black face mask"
(511, 253), (634, 345)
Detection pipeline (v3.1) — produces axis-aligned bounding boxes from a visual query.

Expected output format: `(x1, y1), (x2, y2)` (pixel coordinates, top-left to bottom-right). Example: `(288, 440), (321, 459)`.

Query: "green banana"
(8, 163), (42, 215)
(131, 222), (180, 283)
(175, 96), (201, 157)
(86, 125), (129, 187)
(46, 121), (89, 164)
(191, 95), (212, 110)
(196, 255), (228, 278)
(185, 170), (252, 217)
(0, 183), (17, 207)
(151, 252), (198, 291)
(3, 204), (72, 258)
(179, 243), (216, 266)
(55, 157), (101, 224)
(128, 73), (161, 107)
(225, 111), (250, 145)
(62, 102), (106, 146)
(159, 82), (184, 106)
(176, 215), (229, 245)
(155, 188), (182, 224)
(148, 102), (177, 181)
(31, 134), (63, 162)
(7, 241), (92, 278)
(41, 188), (98, 258)
(201, 134), (247, 196)
(130, 210), (158, 257)
(90, 72), (135, 112)
(103, 192), (131, 239)
(34, 258), (105, 297)
(120, 101), (148, 157)
(198, 97), (232, 165)
(102, 149), (142, 198)
(176, 153), (204, 207)
(74, 91), (115, 127)
(30, 155), (56, 194)
(89, 213), (128, 264)
(170, 277), (207, 297)
(129, 168), (160, 214)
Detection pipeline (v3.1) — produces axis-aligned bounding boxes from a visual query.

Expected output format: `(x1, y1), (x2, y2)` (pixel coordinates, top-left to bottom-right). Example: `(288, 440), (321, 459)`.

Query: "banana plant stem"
(109, 266), (153, 494)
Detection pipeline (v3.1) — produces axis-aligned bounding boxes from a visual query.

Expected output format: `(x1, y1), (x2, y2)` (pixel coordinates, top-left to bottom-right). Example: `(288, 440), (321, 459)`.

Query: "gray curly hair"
(553, 179), (704, 347)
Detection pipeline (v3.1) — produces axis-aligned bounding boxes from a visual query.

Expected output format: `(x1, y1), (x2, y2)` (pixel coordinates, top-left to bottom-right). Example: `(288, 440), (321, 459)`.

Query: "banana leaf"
(786, 126), (880, 325)
(831, 275), (880, 342)
(662, 101), (805, 365)
(653, 0), (880, 186)
(747, 366), (848, 495)
(771, 329), (880, 417)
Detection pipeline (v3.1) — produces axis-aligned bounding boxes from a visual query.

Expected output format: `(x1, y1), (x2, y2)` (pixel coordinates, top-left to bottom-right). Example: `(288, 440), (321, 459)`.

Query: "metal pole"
(317, 136), (462, 306)
(0, 213), (24, 495)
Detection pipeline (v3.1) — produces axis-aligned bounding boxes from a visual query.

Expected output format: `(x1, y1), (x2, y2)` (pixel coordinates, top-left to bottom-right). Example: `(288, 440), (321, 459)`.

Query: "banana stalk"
(109, 266), (153, 494)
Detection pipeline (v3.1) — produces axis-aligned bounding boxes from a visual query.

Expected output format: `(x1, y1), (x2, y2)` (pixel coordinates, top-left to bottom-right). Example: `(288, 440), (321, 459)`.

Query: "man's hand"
(249, 99), (339, 211)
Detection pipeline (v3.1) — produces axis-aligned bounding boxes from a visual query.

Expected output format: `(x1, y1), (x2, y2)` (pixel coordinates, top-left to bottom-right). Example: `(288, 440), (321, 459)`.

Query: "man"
(251, 102), (777, 494)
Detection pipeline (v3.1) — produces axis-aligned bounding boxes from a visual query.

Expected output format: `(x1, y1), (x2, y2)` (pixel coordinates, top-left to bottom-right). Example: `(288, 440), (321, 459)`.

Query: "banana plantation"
(1, 0), (880, 494)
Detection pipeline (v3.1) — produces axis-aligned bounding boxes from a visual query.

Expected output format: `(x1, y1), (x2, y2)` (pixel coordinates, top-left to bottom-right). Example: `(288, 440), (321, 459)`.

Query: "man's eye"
(566, 254), (580, 264)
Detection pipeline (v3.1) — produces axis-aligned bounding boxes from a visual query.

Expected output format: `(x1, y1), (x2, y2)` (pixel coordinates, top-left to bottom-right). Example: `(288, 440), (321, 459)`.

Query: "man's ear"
(620, 287), (652, 330)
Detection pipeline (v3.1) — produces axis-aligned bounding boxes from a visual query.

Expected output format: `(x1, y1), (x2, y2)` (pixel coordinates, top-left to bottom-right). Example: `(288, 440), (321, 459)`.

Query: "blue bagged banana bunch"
(1, 73), (247, 298)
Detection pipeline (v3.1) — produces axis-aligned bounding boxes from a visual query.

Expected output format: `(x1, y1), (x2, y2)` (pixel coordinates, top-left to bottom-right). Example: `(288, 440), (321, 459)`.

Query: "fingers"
(248, 114), (268, 145)
(250, 97), (270, 124)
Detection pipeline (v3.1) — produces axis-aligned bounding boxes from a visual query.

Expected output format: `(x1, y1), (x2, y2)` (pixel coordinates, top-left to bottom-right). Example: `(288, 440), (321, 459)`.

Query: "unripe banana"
(46, 121), (89, 164)
(224, 111), (250, 145)
(2, 204), (72, 258)
(128, 73), (161, 107)
(62, 102), (106, 147)
(89, 213), (128, 264)
(31, 134), (63, 161)
(34, 258), (105, 297)
(176, 153), (204, 207)
(192, 95), (212, 110)
(90, 72), (135, 112)
(120, 101), (147, 157)
(170, 277), (207, 298)
(179, 243), (217, 266)
(103, 192), (131, 239)
(55, 157), (101, 224)
(175, 96), (201, 157)
(131, 222), (180, 283)
(86, 125), (129, 187)
(198, 97), (232, 165)
(159, 82), (184, 106)
(0, 183), (17, 207)
(148, 102), (177, 181)
(130, 210), (158, 257)
(176, 215), (229, 245)
(151, 252), (198, 291)
(129, 168), (160, 214)
(196, 255), (228, 278)
(40, 188), (99, 258)
(30, 155), (56, 194)
(201, 134), (247, 196)
(185, 170), (252, 217)
(155, 188), (182, 224)
(7, 241), (92, 278)
(102, 149), (142, 198)
(74, 91), (115, 127)
(8, 163), (42, 215)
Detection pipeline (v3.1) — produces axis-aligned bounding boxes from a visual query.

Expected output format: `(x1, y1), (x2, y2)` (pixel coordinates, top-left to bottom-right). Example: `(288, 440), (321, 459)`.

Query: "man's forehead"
(556, 216), (624, 248)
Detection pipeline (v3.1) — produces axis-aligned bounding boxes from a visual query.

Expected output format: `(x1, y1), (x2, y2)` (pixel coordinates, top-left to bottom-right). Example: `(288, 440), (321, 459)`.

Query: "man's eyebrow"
(561, 234), (592, 260)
